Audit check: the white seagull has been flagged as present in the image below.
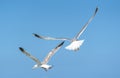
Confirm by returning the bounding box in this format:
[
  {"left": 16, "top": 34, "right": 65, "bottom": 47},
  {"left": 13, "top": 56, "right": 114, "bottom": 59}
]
[
  {"left": 33, "top": 7, "right": 98, "bottom": 51},
  {"left": 19, "top": 41, "right": 64, "bottom": 71}
]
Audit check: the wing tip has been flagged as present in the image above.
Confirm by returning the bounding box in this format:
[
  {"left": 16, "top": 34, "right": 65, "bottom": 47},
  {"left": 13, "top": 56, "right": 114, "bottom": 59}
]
[
  {"left": 19, "top": 47, "right": 25, "bottom": 52},
  {"left": 95, "top": 7, "right": 98, "bottom": 13},
  {"left": 58, "top": 41, "right": 65, "bottom": 47},
  {"left": 33, "top": 33, "right": 41, "bottom": 38}
]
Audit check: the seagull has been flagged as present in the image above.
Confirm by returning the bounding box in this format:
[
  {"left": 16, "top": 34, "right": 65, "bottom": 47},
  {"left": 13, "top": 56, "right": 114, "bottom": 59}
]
[
  {"left": 33, "top": 7, "right": 98, "bottom": 51},
  {"left": 19, "top": 41, "right": 64, "bottom": 71}
]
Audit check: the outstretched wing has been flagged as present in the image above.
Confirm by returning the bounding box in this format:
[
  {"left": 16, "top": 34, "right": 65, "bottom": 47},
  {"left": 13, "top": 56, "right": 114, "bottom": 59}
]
[
  {"left": 19, "top": 47, "right": 41, "bottom": 65},
  {"left": 74, "top": 7, "right": 98, "bottom": 40},
  {"left": 42, "top": 41, "right": 64, "bottom": 64},
  {"left": 33, "top": 33, "right": 71, "bottom": 41}
]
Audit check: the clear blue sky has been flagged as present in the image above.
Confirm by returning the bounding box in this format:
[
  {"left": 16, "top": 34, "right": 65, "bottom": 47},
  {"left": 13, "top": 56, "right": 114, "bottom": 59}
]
[{"left": 0, "top": 0, "right": 120, "bottom": 78}]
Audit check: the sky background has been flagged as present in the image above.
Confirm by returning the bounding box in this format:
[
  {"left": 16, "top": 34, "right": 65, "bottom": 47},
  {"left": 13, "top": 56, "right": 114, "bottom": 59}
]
[{"left": 0, "top": 0, "right": 120, "bottom": 78}]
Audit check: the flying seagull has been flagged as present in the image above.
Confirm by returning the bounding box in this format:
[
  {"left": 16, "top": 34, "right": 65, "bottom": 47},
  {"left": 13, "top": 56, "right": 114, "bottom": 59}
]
[
  {"left": 33, "top": 7, "right": 98, "bottom": 51},
  {"left": 19, "top": 41, "right": 64, "bottom": 71}
]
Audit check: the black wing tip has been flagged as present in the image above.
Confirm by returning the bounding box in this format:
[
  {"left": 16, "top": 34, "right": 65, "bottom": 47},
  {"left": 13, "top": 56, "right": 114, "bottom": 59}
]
[
  {"left": 58, "top": 41, "right": 65, "bottom": 47},
  {"left": 19, "top": 47, "right": 25, "bottom": 52},
  {"left": 95, "top": 7, "right": 98, "bottom": 13},
  {"left": 33, "top": 33, "right": 40, "bottom": 38}
]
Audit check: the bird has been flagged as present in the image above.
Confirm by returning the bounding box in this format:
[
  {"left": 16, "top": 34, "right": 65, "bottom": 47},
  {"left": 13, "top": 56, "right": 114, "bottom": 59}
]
[
  {"left": 19, "top": 41, "right": 64, "bottom": 71},
  {"left": 33, "top": 7, "right": 98, "bottom": 51}
]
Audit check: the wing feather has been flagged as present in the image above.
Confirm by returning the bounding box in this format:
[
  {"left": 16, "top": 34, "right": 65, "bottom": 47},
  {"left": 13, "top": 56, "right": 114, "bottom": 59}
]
[
  {"left": 33, "top": 33, "right": 71, "bottom": 41},
  {"left": 19, "top": 47, "right": 41, "bottom": 65},
  {"left": 42, "top": 41, "right": 64, "bottom": 64},
  {"left": 74, "top": 7, "right": 98, "bottom": 40}
]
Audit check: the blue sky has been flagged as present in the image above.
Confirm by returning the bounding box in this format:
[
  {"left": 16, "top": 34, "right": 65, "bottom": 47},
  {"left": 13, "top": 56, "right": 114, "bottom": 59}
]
[{"left": 0, "top": 0, "right": 120, "bottom": 78}]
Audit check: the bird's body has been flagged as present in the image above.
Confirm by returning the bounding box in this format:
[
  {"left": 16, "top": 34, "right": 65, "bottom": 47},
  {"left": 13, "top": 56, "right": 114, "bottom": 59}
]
[
  {"left": 32, "top": 64, "right": 52, "bottom": 71},
  {"left": 65, "top": 40, "right": 84, "bottom": 51}
]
